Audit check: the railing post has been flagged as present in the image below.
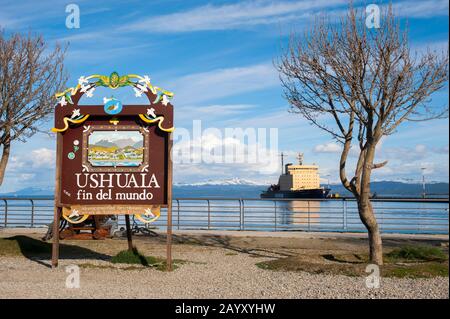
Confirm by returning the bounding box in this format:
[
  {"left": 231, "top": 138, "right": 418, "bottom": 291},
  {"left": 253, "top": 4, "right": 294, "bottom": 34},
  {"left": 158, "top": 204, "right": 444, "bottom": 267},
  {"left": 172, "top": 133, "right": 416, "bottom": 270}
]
[
  {"left": 307, "top": 201, "right": 311, "bottom": 231},
  {"left": 417, "top": 205, "right": 421, "bottom": 233},
  {"left": 207, "top": 199, "right": 210, "bottom": 230},
  {"left": 242, "top": 200, "right": 245, "bottom": 231},
  {"left": 3, "top": 199, "right": 7, "bottom": 228},
  {"left": 239, "top": 199, "right": 242, "bottom": 231},
  {"left": 274, "top": 200, "right": 277, "bottom": 231},
  {"left": 177, "top": 199, "right": 180, "bottom": 230},
  {"left": 343, "top": 198, "right": 347, "bottom": 232},
  {"left": 30, "top": 199, "right": 35, "bottom": 228}
]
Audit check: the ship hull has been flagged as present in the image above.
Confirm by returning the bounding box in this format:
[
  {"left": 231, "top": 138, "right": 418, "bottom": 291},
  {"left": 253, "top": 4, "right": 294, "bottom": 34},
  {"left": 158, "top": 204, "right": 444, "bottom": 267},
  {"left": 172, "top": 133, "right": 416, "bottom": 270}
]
[{"left": 260, "top": 188, "right": 330, "bottom": 199}]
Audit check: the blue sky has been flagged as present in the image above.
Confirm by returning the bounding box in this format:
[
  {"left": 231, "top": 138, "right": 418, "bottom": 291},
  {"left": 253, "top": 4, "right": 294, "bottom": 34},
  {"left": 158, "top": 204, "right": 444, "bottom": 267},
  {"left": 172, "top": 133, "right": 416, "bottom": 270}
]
[{"left": 0, "top": 0, "right": 448, "bottom": 192}]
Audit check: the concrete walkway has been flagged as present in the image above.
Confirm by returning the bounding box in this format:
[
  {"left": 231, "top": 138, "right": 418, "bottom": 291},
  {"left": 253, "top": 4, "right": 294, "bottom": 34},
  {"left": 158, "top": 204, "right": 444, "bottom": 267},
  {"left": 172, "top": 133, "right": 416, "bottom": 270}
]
[{"left": 1, "top": 226, "right": 448, "bottom": 241}]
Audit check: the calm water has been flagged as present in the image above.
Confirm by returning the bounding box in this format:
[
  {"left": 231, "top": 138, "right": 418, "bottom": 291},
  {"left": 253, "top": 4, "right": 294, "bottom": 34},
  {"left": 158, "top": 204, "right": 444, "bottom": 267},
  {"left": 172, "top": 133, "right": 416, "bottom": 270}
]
[{"left": 0, "top": 197, "right": 448, "bottom": 235}]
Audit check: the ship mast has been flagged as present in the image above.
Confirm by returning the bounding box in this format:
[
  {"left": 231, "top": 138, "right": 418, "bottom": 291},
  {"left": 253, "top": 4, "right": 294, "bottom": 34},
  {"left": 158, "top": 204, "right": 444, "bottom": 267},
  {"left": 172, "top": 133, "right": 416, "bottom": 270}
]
[
  {"left": 297, "top": 153, "right": 304, "bottom": 165},
  {"left": 279, "top": 152, "right": 287, "bottom": 175}
]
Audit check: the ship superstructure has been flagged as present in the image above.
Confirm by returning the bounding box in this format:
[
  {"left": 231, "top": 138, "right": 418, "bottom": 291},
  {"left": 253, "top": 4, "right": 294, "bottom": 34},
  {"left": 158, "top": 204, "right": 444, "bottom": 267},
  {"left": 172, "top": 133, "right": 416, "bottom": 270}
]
[{"left": 261, "top": 153, "right": 330, "bottom": 199}]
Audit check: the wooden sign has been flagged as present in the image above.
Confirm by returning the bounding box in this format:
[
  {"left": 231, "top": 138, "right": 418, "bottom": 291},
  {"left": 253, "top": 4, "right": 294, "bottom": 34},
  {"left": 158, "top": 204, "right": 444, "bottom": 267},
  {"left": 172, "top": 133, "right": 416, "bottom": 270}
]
[{"left": 51, "top": 72, "right": 174, "bottom": 269}]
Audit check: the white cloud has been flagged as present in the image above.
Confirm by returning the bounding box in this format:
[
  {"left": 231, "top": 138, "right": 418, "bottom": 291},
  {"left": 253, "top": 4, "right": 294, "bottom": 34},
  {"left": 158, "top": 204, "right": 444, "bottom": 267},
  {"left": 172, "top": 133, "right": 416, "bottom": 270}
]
[
  {"left": 173, "top": 128, "right": 280, "bottom": 183},
  {"left": 176, "top": 104, "right": 256, "bottom": 123},
  {"left": 57, "top": 31, "right": 107, "bottom": 43},
  {"left": 30, "top": 148, "right": 55, "bottom": 168},
  {"left": 380, "top": 144, "right": 430, "bottom": 162},
  {"left": 7, "top": 156, "right": 26, "bottom": 170},
  {"left": 415, "top": 144, "right": 427, "bottom": 154},
  {"left": 313, "top": 142, "right": 342, "bottom": 153},
  {"left": 170, "top": 63, "right": 279, "bottom": 105},
  {"left": 119, "top": 0, "right": 449, "bottom": 34},
  {"left": 372, "top": 160, "right": 449, "bottom": 181},
  {"left": 66, "top": 43, "right": 155, "bottom": 65},
  {"left": 393, "top": 0, "right": 449, "bottom": 18},
  {"left": 7, "top": 148, "right": 55, "bottom": 171},
  {"left": 434, "top": 145, "right": 449, "bottom": 154},
  {"left": 411, "top": 40, "right": 449, "bottom": 55},
  {"left": 18, "top": 173, "right": 35, "bottom": 181},
  {"left": 121, "top": 0, "right": 346, "bottom": 33},
  {"left": 0, "top": 147, "right": 56, "bottom": 193},
  {"left": 371, "top": 142, "right": 449, "bottom": 182}
]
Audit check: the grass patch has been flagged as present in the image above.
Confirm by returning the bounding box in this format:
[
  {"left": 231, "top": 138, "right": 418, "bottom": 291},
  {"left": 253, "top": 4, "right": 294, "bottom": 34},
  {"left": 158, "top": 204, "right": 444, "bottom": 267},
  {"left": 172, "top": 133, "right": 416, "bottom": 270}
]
[
  {"left": 386, "top": 246, "right": 448, "bottom": 262},
  {"left": 110, "top": 248, "right": 183, "bottom": 271},
  {"left": 255, "top": 257, "right": 361, "bottom": 277},
  {"left": 0, "top": 235, "right": 111, "bottom": 260},
  {"left": 383, "top": 263, "right": 449, "bottom": 278},
  {"left": 0, "top": 236, "right": 51, "bottom": 256},
  {"left": 0, "top": 236, "right": 184, "bottom": 271},
  {"left": 256, "top": 245, "right": 449, "bottom": 279},
  {"left": 78, "top": 263, "right": 145, "bottom": 271}
]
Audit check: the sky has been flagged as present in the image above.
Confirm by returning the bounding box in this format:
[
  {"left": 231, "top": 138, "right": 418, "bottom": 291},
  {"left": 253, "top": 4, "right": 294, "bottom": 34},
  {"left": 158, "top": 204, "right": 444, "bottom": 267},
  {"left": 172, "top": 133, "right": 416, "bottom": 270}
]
[{"left": 0, "top": 0, "right": 448, "bottom": 192}]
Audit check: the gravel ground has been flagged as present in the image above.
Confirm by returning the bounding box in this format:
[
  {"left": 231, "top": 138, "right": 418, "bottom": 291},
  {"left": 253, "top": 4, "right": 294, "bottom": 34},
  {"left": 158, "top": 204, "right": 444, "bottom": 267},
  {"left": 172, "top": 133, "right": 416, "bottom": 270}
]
[{"left": 0, "top": 234, "right": 448, "bottom": 299}]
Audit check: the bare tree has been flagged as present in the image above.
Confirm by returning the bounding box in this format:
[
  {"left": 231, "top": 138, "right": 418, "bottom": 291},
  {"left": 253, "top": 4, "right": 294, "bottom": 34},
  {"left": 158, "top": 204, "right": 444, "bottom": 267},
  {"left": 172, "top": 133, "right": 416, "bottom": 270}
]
[
  {"left": 0, "top": 30, "right": 67, "bottom": 185},
  {"left": 277, "top": 6, "right": 448, "bottom": 264}
]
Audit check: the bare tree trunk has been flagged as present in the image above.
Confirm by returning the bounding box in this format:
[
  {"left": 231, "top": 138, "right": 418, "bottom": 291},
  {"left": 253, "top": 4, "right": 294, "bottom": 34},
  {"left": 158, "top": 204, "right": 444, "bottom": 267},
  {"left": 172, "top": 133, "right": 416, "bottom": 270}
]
[
  {"left": 358, "top": 197, "right": 383, "bottom": 265},
  {"left": 0, "top": 142, "right": 11, "bottom": 186},
  {"left": 358, "top": 143, "right": 383, "bottom": 265}
]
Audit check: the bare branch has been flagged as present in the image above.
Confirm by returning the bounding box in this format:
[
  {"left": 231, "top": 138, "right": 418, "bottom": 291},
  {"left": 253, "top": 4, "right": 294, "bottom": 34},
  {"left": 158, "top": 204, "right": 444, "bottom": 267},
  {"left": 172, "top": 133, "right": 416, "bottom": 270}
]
[
  {"left": 276, "top": 4, "right": 448, "bottom": 265},
  {"left": 0, "top": 30, "right": 67, "bottom": 184},
  {"left": 372, "top": 161, "right": 388, "bottom": 169}
]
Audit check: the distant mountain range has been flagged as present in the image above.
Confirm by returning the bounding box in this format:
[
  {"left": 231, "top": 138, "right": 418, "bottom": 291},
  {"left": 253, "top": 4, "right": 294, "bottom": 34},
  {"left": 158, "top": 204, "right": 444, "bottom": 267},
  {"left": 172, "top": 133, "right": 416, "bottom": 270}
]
[
  {"left": 0, "top": 180, "right": 448, "bottom": 198},
  {"left": 92, "top": 138, "right": 142, "bottom": 149},
  {"left": 93, "top": 139, "right": 116, "bottom": 148},
  {"left": 174, "top": 177, "right": 265, "bottom": 186},
  {"left": 328, "top": 181, "right": 449, "bottom": 197},
  {"left": 1, "top": 186, "right": 55, "bottom": 196}
]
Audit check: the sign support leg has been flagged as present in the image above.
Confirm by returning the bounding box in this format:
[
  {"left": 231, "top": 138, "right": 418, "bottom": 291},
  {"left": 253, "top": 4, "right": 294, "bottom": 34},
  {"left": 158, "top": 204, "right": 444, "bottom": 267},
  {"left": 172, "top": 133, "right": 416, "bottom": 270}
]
[
  {"left": 166, "top": 133, "right": 173, "bottom": 271},
  {"left": 167, "top": 205, "right": 172, "bottom": 271},
  {"left": 124, "top": 215, "right": 134, "bottom": 251},
  {"left": 52, "top": 133, "right": 62, "bottom": 269},
  {"left": 51, "top": 206, "right": 61, "bottom": 268}
]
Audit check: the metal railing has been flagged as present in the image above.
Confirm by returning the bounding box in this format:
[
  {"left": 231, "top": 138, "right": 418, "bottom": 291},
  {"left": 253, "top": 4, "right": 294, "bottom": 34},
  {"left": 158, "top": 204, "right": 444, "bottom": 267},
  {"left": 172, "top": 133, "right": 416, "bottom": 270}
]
[{"left": 0, "top": 197, "right": 448, "bottom": 234}]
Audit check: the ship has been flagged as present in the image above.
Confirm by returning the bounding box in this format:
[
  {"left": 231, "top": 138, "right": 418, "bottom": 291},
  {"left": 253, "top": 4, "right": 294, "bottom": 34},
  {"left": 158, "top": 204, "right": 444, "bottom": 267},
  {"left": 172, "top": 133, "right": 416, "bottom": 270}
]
[{"left": 260, "top": 153, "right": 330, "bottom": 199}]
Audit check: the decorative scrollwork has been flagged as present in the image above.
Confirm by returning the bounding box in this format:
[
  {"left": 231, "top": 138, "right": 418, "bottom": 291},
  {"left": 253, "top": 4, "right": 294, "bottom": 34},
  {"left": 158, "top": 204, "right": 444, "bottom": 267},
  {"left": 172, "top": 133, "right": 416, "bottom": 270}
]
[{"left": 55, "top": 72, "right": 174, "bottom": 106}]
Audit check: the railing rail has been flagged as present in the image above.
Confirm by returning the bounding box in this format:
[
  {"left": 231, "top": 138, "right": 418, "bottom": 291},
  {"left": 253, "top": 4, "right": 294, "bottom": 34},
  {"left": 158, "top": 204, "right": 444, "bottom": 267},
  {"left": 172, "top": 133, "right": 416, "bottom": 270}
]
[{"left": 0, "top": 196, "right": 448, "bottom": 234}]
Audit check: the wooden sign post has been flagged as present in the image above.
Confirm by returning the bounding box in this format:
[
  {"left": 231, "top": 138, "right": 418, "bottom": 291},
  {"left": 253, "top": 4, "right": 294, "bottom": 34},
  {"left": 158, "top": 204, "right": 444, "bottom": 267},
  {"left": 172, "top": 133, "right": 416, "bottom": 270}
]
[{"left": 51, "top": 72, "right": 174, "bottom": 270}]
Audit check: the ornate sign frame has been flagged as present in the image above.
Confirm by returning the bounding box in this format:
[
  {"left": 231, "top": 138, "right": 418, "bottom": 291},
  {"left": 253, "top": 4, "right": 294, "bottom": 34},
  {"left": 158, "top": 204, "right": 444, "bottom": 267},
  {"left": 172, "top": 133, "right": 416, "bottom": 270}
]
[{"left": 51, "top": 72, "right": 174, "bottom": 270}]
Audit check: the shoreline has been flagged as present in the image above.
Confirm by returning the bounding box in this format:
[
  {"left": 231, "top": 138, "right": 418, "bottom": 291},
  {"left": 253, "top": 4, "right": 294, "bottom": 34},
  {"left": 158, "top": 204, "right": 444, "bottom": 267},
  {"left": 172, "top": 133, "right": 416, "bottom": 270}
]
[{"left": 1, "top": 227, "right": 448, "bottom": 241}]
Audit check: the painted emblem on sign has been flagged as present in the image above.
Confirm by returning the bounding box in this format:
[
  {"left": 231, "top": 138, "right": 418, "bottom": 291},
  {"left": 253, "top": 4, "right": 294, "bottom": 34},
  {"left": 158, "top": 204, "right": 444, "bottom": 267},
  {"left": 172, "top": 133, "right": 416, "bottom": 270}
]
[
  {"left": 134, "top": 206, "right": 161, "bottom": 223},
  {"left": 104, "top": 97, "right": 123, "bottom": 115},
  {"left": 62, "top": 208, "right": 89, "bottom": 224},
  {"left": 68, "top": 140, "right": 80, "bottom": 160}
]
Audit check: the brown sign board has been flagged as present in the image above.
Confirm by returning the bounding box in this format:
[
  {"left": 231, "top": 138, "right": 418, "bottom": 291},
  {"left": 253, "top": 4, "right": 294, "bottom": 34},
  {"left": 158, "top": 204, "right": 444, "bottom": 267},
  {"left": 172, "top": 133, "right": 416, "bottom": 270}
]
[
  {"left": 51, "top": 72, "right": 175, "bottom": 269},
  {"left": 52, "top": 73, "right": 174, "bottom": 214}
]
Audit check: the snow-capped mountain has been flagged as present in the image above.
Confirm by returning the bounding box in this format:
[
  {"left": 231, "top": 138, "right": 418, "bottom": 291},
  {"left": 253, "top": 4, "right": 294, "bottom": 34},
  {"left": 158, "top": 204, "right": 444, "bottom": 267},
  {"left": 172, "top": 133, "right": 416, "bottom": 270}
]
[
  {"left": 174, "top": 177, "right": 267, "bottom": 186},
  {"left": 0, "top": 186, "right": 54, "bottom": 196},
  {"left": 1, "top": 181, "right": 447, "bottom": 198}
]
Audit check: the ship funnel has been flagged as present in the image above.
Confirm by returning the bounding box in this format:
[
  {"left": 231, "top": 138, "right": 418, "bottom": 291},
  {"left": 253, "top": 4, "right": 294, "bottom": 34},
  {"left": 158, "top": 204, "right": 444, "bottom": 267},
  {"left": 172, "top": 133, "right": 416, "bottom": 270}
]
[{"left": 285, "top": 163, "right": 292, "bottom": 175}]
